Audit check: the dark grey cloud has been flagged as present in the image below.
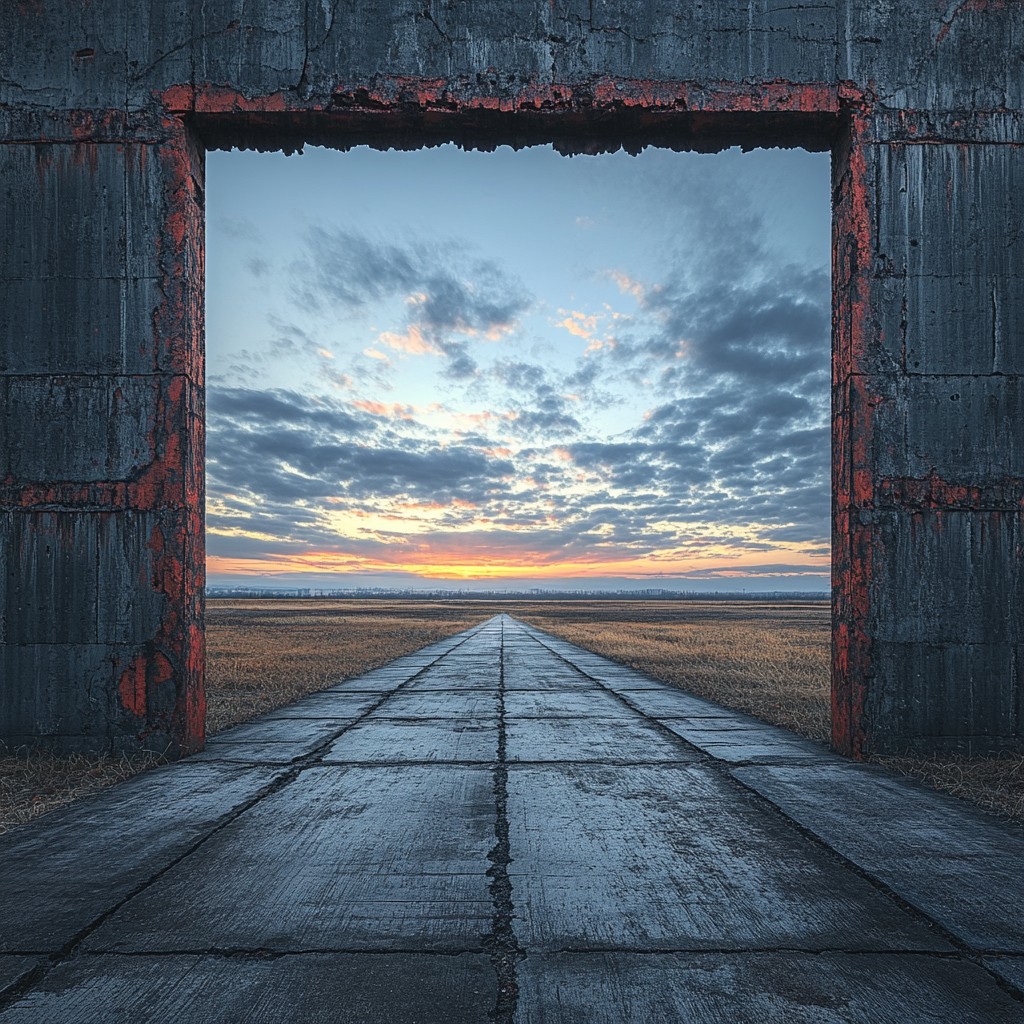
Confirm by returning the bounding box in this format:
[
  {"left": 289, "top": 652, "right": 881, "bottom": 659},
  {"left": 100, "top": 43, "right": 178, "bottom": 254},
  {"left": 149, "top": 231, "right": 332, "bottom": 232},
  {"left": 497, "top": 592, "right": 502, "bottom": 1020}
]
[
  {"left": 217, "top": 215, "right": 262, "bottom": 242},
  {"left": 245, "top": 256, "right": 270, "bottom": 278},
  {"left": 297, "top": 228, "right": 531, "bottom": 377},
  {"left": 490, "top": 360, "right": 583, "bottom": 439},
  {"left": 208, "top": 386, "right": 366, "bottom": 434},
  {"left": 573, "top": 211, "right": 832, "bottom": 547},
  {"left": 207, "top": 386, "right": 515, "bottom": 511}
]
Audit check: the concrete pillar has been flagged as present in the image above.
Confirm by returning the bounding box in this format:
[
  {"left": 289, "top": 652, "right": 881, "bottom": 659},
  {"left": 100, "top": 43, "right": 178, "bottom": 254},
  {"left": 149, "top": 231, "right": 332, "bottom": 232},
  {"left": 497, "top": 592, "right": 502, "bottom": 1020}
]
[
  {"left": 835, "top": 114, "right": 1024, "bottom": 756},
  {"left": 0, "top": 114, "right": 205, "bottom": 755}
]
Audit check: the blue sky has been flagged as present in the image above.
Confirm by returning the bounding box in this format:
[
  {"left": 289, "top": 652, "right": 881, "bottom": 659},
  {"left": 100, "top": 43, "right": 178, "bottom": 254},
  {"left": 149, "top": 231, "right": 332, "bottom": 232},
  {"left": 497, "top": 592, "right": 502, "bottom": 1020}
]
[{"left": 205, "top": 143, "right": 831, "bottom": 591}]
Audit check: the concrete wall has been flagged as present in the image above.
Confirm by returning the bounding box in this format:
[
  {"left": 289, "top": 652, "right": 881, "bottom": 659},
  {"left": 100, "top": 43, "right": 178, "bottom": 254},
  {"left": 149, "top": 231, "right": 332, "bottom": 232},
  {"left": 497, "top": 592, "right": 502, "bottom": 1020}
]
[{"left": 1, "top": 1, "right": 1021, "bottom": 757}]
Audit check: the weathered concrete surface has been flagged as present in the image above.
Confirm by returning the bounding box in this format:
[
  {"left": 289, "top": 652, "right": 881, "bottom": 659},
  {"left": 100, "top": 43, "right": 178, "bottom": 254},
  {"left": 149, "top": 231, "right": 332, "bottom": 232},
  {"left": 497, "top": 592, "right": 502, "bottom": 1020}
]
[
  {"left": 0, "top": 954, "right": 496, "bottom": 1024},
  {"left": 1, "top": 618, "right": 1022, "bottom": 1022},
  {"left": 0, "top": 764, "right": 284, "bottom": 954},
  {"left": 733, "top": 763, "right": 1024, "bottom": 951},
  {"left": 2, "top": 0, "right": 1023, "bottom": 757},
  {"left": 84, "top": 765, "right": 497, "bottom": 953},
  {"left": 506, "top": 763, "right": 943, "bottom": 952},
  {"left": 516, "top": 953, "right": 1021, "bottom": 1024}
]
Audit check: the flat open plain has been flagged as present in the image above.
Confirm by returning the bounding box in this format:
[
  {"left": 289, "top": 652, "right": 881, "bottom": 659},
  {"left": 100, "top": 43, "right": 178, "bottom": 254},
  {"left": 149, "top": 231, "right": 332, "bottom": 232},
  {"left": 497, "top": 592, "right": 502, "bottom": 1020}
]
[{"left": 0, "top": 615, "right": 1021, "bottom": 1022}]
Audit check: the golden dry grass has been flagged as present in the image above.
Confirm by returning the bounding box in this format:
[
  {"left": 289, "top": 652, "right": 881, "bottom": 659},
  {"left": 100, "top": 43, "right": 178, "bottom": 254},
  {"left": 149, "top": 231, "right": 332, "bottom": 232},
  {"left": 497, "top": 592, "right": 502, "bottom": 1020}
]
[
  {"left": 0, "top": 751, "right": 165, "bottom": 835},
  {"left": 3, "top": 597, "right": 1022, "bottom": 828}
]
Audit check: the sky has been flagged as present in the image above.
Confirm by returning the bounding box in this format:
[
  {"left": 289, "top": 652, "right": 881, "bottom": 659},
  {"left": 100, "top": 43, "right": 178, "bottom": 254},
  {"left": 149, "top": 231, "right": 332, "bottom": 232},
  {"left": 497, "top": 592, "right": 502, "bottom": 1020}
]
[{"left": 205, "top": 143, "right": 831, "bottom": 592}]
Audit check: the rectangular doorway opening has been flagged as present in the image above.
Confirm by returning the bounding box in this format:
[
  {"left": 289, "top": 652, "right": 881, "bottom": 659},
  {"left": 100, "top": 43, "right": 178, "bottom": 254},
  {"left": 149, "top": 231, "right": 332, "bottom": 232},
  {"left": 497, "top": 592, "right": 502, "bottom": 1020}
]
[{"left": 202, "top": 141, "right": 832, "bottom": 743}]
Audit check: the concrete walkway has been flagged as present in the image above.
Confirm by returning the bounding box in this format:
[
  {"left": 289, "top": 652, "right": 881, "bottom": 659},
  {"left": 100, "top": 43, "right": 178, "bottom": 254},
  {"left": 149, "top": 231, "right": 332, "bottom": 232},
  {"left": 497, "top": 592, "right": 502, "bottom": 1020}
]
[{"left": 1, "top": 614, "right": 1022, "bottom": 1022}]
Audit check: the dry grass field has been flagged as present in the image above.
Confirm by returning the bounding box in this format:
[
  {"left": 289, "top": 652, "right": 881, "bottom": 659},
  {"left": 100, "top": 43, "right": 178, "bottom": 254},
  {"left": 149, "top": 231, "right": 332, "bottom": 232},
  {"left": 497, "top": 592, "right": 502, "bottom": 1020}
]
[{"left": 2, "top": 598, "right": 1022, "bottom": 830}]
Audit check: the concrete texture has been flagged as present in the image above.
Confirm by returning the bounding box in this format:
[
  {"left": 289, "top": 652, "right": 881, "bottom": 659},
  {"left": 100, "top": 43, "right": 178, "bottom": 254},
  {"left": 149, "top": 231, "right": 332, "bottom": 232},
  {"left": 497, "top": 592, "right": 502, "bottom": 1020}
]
[
  {"left": 2, "top": 1, "right": 1023, "bottom": 758},
  {"left": 0, "top": 955, "right": 496, "bottom": 1024},
  {"left": 0, "top": 966, "right": 34, "bottom": 1003},
  {"left": 516, "top": 953, "right": 1022, "bottom": 1024},
  {"left": 1, "top": 617, "right": 1022, "bottom": 1022}
]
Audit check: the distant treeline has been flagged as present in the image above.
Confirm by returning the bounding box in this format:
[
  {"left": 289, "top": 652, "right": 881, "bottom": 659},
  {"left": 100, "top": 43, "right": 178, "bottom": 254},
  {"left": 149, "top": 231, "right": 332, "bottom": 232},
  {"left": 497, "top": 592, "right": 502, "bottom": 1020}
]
[{"left": 206, "top": 587, "right": 829, "bottom": 602}]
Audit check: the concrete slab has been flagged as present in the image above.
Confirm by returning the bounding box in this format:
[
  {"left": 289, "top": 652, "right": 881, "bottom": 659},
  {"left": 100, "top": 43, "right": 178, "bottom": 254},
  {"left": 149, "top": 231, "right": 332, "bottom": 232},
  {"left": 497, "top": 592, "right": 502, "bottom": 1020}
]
[
  {"left": 675, "top": 741, "right": 830, "bottom": 765},
  {"left": 0, "top": 953, "right": 495, "bottom": 1024},
  {"left": 326, "top": 675, "right": 413, "bottom": 693},
  {"left": 506, "top": 764, "right": 947, "bottom": 952},
  {"left": 4, "top": 614, "right": 1023, "bottom": 1022},
  {"left": 609, "top": 688, "right": 737, "bottom": 717},
  {"left": 323, "top": 719, "right": 497, "bottom": 763},
  {"left": 594, "top": 673, "right": 695, "bottom": 691},
  {"left": 660, "top": 723, "right": 833, "bottom": 764},
  {"left": 404, "top": 666, "right": 502, "bottom": 691},
  {"left": 733, "top": 764, "right": 1024, "bottom": 952},
  {"left": 204, "top": 717, "right": 352, "bottom": 747},
  {"left": 0, "top": 765, "right": 282, "bottom": 953},
  {"left": 514, "top": 952, "right": 1024, "bottom": 1023},
  {"left": 0, "top": 957, "right": 37, "bottom": 995},
  {"left": 506, "top": 717, "right": 695, "bottom": 763},
  {"left": 264, "top": 693, "right": 382, "bottom": 717},
  {"left": 85, "top": 766, "right": 495, "bottom": 953},
  {"left": 370, "top": 691, "right": 499, "bottom": 720},
  {"left": 655, "top": 713, "right": 785, "bottom": 730},
  {"left": 189, "top": 740, "right": 327, "bottom": 764},
  {"left": 261, "top": 705, "right": 369, "bottom": 721},
  {"left": 504, "top": 690, "right": 633, "bottom": 719},
  {"left": 502, "top": 662, "right": 599, "bottom": 690}
]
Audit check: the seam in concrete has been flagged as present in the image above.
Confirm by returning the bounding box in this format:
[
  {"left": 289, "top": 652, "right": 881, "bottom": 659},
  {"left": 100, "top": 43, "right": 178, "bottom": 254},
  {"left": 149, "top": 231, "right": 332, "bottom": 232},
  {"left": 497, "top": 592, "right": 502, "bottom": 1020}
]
[
  {"left": 70, "top": 947, "right": 493, "bottom": 959},
  {"left": 527, "top": 945, "right": 1006, "bottom": 957},
  {"left": 483, "top": 616, "right": 523, "bottom": 1024}
]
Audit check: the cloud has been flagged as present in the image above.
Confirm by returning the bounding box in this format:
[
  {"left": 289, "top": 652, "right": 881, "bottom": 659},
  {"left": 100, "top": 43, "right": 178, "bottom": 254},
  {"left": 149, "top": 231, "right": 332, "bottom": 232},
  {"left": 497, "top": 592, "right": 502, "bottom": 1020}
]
[
  {"left": 207, "top": 387, "right": 516, "bottom": 511},
  {"left": 245, "top": 256, "right": 270, "bottom": 278},
  {"left": 643, "top": 266, "right": 829, "bottom": 386},
  {"left": 606, "top": 269, "right": 647, "bottom": 302},
  {"left": 208, "top": 387, "right": 366, "bottom": 434},
  {"left": 554, "top": 311, "right": 600, "bottom": 339},
  {"left": 351, "top": 400, "right": 416, "bottom": 420},
  {"left": 218, "top": 215, "right": 262, "bottom": 242},
  {"left": 377, "top": 325, "right": 439, "bottom": 356},
  {"left": 296, "top": 228, "right": 531, "bottom": 376},
  {"left": 489, "top": 360, "right": 584, "bottom": 439}
]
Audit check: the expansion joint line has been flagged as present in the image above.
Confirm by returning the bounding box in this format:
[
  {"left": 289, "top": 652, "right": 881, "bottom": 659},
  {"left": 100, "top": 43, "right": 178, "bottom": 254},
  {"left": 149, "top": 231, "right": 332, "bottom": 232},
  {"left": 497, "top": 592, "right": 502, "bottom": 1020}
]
[{"left": 485, "top": 615, "right": 522, "bottom": 1024}]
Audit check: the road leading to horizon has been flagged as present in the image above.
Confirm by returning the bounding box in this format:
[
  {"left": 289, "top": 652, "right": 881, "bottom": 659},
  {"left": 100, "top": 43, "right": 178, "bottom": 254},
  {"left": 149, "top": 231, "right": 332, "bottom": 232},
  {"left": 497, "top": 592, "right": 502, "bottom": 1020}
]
[{"left": 1, "top": 615, "right": 1022, "bottom": 1022}]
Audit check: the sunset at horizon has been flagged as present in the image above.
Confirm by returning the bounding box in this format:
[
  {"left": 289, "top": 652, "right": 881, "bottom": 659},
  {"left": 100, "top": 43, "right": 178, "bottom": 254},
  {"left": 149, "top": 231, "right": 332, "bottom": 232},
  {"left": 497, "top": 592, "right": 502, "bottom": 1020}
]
[{"left": 205, "top": 143, "right": 830, "bottom": 592}]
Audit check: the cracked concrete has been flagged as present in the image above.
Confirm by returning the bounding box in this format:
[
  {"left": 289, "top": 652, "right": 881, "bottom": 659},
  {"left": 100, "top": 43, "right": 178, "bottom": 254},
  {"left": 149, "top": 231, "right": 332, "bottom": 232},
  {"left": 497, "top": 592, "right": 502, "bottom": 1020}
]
[{"left": 0, "top": 615, "right": 1022, "bottom": 1021}]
